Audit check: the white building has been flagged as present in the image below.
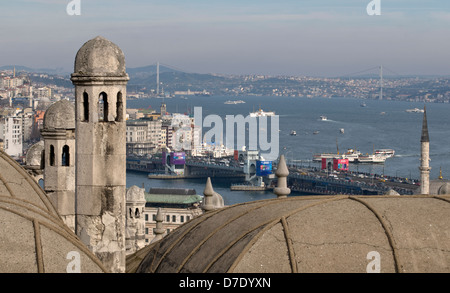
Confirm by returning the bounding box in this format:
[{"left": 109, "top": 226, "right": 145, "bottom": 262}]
[
  {"left": 126, "top": 118, "right": 162, "bottom": 156},
  {"left": 0, "top": 116, "right": 23, "bottom": 157}
]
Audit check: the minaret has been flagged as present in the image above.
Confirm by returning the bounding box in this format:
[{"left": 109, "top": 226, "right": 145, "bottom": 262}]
[
  {"left": 156, "top": 61, "right": 160, "bottom": 96},
  {"left": 160, "top": 102, "right": 167, "bottom": 118},
  {"left": 71, "top": 36, "right": 129, "bottom": 273},
  {"left": 419, "top": 106, "right": 430, "bottom": 195}
]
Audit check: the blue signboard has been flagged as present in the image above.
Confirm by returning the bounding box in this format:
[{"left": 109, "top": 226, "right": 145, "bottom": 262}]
[
  {"left": 256, "top": 160, "right": 273, "bottom": 176},
  {"left": 170, "top": 152, "right": 186, "bottom": 165}
]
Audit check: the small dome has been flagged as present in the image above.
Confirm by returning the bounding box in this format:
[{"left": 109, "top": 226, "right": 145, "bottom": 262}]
[
  {"left": 126, "top": 186, "right": 146, "bottom": 203},
  {"left": 438, "top": 183, "right": 450, "bottom": 195},
  {"left": 0, "top": 150, "right": 107, "bottom": 273},
  {"left": 43, "top": 100, "right": 75, "bottom": 130},
  {"left": 25, "top": 140, "right": 44, "bottom": 167},
  {"left": 73, "top": 36, "right": 127, "bottom": 77}
]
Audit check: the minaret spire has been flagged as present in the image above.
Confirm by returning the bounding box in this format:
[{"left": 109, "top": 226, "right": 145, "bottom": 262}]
[
  {"left": 421, "top": 105, "right": 429, "bottom": 143},
  {"left": 419, "top": 105, "right": 430, "bottom": 195}
]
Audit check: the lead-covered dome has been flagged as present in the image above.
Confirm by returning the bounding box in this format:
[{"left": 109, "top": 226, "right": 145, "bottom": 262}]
[
  {"left": 0, "top": 150, "right": 107, "bottom": 273},
  {"left": 73, "top": 36, "right": 127, "bottom": 77},
  {"left": 43, "top": 99, "right": 75, "bottom": 130},
  {"left": 25, "top": 140, "right": 44, "bottom": 168},
  {"left": 127, "top": 195, "right": 450, "bottom": 273},
  {"left": 438, "top": 182, "right": 450, "bottom": 195}
]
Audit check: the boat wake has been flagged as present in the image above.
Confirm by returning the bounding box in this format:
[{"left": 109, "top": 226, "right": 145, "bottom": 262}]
[
  {"left": 319, "top": 119, "right": 339, "bottom": 123},
  {"left": 388, "top": 152, "right": 447, "bottom": 158},
  {"left": 394, "top": 154, "right": 419, "bottom": 158}
]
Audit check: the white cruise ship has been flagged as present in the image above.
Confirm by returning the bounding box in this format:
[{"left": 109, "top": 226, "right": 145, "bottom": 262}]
[{"left": 249, "top": 107, "right": 275, "bottom": 117}]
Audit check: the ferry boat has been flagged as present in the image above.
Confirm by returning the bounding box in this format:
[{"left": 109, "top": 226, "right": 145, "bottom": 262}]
[
  {"left": 249, "top": 107, "right": 275, "bottom": 117},
  {"left": 356, "top": 154, "right": 386, "bottom": 164},
  {"left": 406, "top": 108, "right": 424, "bottom": 113},
  {"left": 374, "top": 149, "right": 395, "bottom": 158},
  {"left": 312, "top": 149, "right": 361, "bottom": 162},
  {"left": 340, "top": 149, "right": 362, "bottom": 162},
  {"left": 319, "top": 115, "right": 327, "bottom": 121},
  {"left": 290, "top": 130, "right": 297, "bottom": 136}
]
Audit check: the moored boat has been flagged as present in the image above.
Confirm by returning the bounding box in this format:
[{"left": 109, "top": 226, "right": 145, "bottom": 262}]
[{"left": 356, "top": 154, "right": 386, "bottom": 164}]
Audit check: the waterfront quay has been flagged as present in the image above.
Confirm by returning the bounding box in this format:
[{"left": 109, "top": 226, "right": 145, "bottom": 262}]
[
  {"left": 286, "top": 166, "right": 417, "bottom": 195},
  {"left": 127, "top": 156, "right": 419, "bottom": 195}
]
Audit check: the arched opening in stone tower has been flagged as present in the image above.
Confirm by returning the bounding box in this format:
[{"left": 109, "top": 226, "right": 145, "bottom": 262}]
[
  {"left": 135, "top": 208, "right": 140, "bottom": 218},
  {"left": 49, "top": 145, "right": 55, "bottom": 166},
  {"left": 116, "top": 92, "right": 123, "bottom": 122},
  {"left": 62, "top": 145, "right": 70, "bottom": 166},
  {"left": 99, "top": 92, "right": 108, "bottom": 122},
  {"left": 83, "top": 92, "right": 89, "bottom": 122}
]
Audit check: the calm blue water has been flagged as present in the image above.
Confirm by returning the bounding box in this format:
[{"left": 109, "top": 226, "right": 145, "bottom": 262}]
[{"left": 126, "top": 96, "right": 450, "bottom": 205}]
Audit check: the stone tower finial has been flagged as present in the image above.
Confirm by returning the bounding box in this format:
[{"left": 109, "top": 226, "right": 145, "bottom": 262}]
[
  {"left": 151, "top": 208, "right": 165, "bottom": 243},
  {"left": 273, "top": 155, "right": 291, "bottom": 198},
  {"left": 419, "top": 106, "right": 431, "bottom": 195},
  {"left": 202, "top": 177, "right": 224, "bottom": 212}
]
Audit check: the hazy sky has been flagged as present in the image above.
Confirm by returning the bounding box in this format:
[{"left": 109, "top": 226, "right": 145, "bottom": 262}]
[{"left": 1, "top": 0, "right": 450, "bottom": 76}]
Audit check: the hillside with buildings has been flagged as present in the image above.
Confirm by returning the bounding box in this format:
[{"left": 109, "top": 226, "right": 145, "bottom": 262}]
[{"left": 2, "top": 65, "right": 450, "bottom": 161}]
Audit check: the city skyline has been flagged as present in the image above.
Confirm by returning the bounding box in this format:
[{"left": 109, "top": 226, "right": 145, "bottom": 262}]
[{"left": 2, "top": 0, "right": 450, "bottom": 77}]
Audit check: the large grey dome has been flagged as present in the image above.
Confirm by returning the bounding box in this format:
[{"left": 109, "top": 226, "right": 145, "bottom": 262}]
[
  {"left": 43, "top": 99, "right": 75, "bottom": 130},
  {"left": 0, "top": 150, "right": 107, "bottom": 273},
  {"left": 73, "top": 36, "right": 127, "bottom": 77},
  {"left": 127, "top": 195, "right": 450, "bottom": 273}
]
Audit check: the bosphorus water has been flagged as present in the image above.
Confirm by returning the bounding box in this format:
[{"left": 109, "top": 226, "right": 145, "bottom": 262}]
[{"left": 126, "top": 95, "right": 450, "bottom": 205}]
